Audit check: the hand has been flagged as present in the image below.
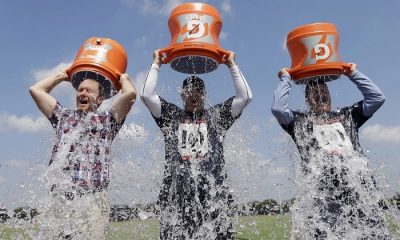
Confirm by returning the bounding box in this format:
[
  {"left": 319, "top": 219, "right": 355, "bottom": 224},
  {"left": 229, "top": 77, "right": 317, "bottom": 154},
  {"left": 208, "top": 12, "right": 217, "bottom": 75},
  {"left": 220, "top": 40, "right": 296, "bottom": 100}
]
[
  {"left": 119, "top": 73, "right": 130, "bottom": 84},
  {"left": 223, "top": 51, "right": 236, "bottom": 68},
  {"left": 153, "top": 49, "right": 165, "bottom": 66},
  {"left": 278, "top": 68, "right": 290, "bottom": 78},
  {"left": 343, "top": 63, "right": 357, "bottom": 77},
  {"left": 59, "top": 68, "right": 69, "bottom": 81}
]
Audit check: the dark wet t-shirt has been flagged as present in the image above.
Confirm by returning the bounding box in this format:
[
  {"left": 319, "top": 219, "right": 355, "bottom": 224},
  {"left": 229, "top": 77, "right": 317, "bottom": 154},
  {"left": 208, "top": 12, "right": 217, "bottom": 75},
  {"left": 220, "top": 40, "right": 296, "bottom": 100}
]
[
  {"left": 154, "top": 96, "right": 240, "bottom": 206},
  {"left": 281, "top": 101, "right": 371, "bottom": 159}
]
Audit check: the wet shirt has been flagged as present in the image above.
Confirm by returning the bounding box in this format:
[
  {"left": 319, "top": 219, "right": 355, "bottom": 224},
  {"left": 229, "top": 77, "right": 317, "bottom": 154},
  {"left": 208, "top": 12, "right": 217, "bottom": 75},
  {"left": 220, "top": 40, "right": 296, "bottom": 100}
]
[
  {"left": 48, "top": 103, "right": 123, "bottom": 190},
  {"left": 154, "top": 97, "right": 239, "bottom": 203},
  {"left": 281, "top": 101, "right": 370, "bottom": 159}
]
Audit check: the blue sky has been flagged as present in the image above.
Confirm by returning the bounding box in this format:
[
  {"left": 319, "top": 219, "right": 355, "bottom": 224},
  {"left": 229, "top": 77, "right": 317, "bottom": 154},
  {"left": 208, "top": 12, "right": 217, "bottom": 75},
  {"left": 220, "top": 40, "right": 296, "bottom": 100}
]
[{"left": 0, "top": 0, "right": 399, "bottom": 208}]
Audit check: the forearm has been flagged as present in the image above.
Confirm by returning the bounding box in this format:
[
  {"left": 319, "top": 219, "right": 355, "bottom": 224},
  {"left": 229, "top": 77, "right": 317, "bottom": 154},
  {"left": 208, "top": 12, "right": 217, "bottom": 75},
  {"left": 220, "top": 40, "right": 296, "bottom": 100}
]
[
  {"left": 271, "top": 75, "right": 294, "bottom": 125},
  {"left": 111, "top": 75, "right": 137, "bottom": 123},
  {"left": 230, "top": 64, "right": 253, "bottom": 117},
  {"left": 120, "top": 77, "right": 137, "bottom": 101},
  {"left": 29, "top": 71, "right": 66, "bottom": 118},
  {"left": 349, "top": 70, "right": 385, "bottom": 117},
  {"left": 140, "top": 64, "right": 162, "bottom": 118}
]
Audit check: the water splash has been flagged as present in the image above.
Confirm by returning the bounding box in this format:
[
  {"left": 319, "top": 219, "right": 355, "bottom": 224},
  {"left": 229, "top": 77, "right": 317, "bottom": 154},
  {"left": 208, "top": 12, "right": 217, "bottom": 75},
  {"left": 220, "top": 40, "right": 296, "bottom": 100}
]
[{"left": 289, "top": 114, "right": 400, "bottom": 239}]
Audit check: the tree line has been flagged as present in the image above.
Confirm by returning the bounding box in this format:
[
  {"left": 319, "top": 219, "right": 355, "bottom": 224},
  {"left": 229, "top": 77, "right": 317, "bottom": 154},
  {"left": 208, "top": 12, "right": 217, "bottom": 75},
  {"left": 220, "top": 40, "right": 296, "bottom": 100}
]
[{"left": 1, "top": 193, "right": 399, "bottom": 223}]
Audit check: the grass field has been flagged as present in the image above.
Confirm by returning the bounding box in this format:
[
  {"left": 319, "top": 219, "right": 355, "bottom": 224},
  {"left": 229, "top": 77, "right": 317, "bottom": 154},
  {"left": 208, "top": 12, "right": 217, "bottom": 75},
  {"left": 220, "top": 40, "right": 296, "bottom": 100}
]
[
  {"left": 0, "top": 215, "right": 292, "bottom": 240},
  {"left": 2, "top": 214, "right": 399, "bottom": 239}
]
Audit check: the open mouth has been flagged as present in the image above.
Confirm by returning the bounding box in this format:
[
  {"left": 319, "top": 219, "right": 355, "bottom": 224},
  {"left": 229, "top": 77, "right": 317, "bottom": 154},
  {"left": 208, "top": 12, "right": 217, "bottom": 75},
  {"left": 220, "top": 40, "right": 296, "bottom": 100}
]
[{"left": 79, "top": 98, "right": 89, "bottom": 105}]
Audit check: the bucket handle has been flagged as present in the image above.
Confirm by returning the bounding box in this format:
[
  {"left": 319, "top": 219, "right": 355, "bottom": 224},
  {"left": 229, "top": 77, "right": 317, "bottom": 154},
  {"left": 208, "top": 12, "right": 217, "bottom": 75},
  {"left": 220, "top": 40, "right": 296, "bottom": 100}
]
[
  {"left": 217, "top": 48, "right": 230, "bottom": 64},
  {"left": 159, "top": 47, "right": 174, "bottom": 64}
]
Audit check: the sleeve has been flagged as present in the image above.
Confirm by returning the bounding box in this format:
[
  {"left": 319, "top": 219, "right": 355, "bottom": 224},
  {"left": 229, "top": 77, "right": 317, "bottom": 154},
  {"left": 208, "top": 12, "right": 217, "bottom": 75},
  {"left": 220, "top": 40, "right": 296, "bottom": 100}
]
[
  {"left": 48, "top": 102, "right": 65, "bottom": 129},
  {"left": 140, "top": 64, "right": 162, "bottom": 118},
  {"left": 343, "top": 101, "right": 371, "bottom": 129},
  {"left": 349, "top": 70, "right": 385, "bottom": 117},
  {"left": 154, "top": 97, "right": 181, "bottom": 131},
  {"left": 271, "top": 74, "right": 294, "bottom": 125},
  {"left": 110, "top": 113, "right": 125, "bottom": 139},
  {"left": 279, "top": 111, "right": 300, "bottom": 139},
  {"left": 229, "top": 64, "right": 253, "bottom": 117},
  {"left": 213, "top": 96, "right": 240, "bottom": 131}
]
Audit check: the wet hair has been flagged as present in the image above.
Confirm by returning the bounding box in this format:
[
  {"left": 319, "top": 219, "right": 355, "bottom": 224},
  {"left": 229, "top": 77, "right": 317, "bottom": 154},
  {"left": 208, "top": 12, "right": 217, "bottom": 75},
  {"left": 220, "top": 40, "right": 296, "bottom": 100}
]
[
  {"left": 182, "top": 76, "right": 205, "bottom": 92},
  {"left": 305, "top": 81, "right": 329, "bottom": 98},
  {"left": 71, "top": 71, "right": 111, "bottom": 98},
  {"left": 98, "top": 82, "right": 105, "bottom": 98}
]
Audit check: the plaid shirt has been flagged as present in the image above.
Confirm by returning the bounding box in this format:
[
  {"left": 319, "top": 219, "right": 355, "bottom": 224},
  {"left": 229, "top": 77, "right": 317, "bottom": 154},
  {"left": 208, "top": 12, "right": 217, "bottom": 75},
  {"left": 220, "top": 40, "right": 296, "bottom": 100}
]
[{"left": 48, "top": 103, "right": 122, "bottom": 190}]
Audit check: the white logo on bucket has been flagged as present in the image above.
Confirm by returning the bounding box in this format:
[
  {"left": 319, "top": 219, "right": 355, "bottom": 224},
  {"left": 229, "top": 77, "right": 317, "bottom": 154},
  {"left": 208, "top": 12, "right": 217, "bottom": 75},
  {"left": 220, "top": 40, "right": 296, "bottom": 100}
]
[
  {"left": 301, "top": 35, "right": 339, "bottom": 65},
  {"left": 186, "top": 19, "right": 206, "bottom": 39},
  {"left": 176, "top": 14, "right": 214, "bottom": 44},
  {"left": 80, "top": 43, "right": 113, "bottom": 62},
  {"left": 314, "top": 43, "right": 330, "bottom": 60}
]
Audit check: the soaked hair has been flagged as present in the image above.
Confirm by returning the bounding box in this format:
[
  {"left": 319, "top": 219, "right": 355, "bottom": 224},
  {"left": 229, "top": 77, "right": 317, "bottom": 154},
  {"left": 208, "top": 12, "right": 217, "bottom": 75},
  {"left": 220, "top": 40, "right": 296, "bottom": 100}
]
[
  {"left": 98, "top": 82, "right": 105, "bottom": 98},
  {"left": 182, "top": 76, "right": 205, "bottom": 92},
  {"left": 72, "top": 71, "right": 111, "bottom": 99},
  {"left": 305, "top": 81, "right": 329, "bottom": 99}
]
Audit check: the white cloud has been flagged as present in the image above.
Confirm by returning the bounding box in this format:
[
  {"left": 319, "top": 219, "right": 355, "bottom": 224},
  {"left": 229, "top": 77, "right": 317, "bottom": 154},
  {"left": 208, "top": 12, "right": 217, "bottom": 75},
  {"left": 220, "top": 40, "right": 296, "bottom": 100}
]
[
  {"left": 281, "top": 36, "right": 288, "bottom": 52},
  {"left": 133, "top": 36, "right": 148, "bottom": 49},
  {"left": 361, "top": 124, "right": 400, "bottom": 144},
  {"left": 4, "top": 159, "right": 30, "bottom": 168},
  {"left": 219, "top": 31, "right": 228, "bottom": 41},
  {"left": 31, "top": 61, "right": 76, "bottom": 106},
  {"left": 221, "top": 0, "right": 232, "bottom": 14},
  {"left": 0, "top": 112, "right": 50, "bottom": 133},
  {"left": 116, "top": 123, "right": 149, "bottom": 144},
  {"left": 31, "top": 62, "right": 72, "bottom": 82},
  {"left": 0, "top": 176, "right": 6, "bottom": 184}
]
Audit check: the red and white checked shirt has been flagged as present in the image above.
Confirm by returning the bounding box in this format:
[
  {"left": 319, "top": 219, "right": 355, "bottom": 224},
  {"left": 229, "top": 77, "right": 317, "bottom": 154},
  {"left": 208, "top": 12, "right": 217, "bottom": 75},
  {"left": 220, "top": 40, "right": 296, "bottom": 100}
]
[{"left": 48, "top": 103, "right": 123, "bottom": 190}]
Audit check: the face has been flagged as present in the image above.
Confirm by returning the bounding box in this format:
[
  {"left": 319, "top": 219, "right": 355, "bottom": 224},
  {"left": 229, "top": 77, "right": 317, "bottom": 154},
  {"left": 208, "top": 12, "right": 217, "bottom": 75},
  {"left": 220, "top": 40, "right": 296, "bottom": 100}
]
[
  {"left": 76, "top": 79, "right": 104, "bottom": 112},
  {"left": 305, "top": 83, "right": 331, "bottom": 114},
  {"left": 182, "top": 87, "right": 205, "bottom": 112}
]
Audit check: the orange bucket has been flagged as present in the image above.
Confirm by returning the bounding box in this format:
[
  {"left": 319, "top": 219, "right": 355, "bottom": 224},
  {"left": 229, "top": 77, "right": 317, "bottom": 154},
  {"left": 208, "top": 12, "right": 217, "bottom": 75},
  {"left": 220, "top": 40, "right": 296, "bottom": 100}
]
[
  {"left": 286, "top": 22, "right": 350, "bottom": 84},
  {"left": 68, "top": 37, "right": 128, "bottom": 98},
  {"left": 160, "top": 2, "right": 229, "bottom": 74}
]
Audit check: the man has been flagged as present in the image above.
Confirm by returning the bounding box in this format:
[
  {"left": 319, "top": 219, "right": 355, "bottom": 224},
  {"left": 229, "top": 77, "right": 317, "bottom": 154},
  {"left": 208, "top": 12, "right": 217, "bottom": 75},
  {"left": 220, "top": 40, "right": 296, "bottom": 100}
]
[
  {"left": 271, "top": 64, "right": 389, "bottom": 239},
  {"left": 29, "top": 69, "right": 136, "bottom": 239},
  {"left": 141, "top": 50, "right": 252, "bottom": 239}
]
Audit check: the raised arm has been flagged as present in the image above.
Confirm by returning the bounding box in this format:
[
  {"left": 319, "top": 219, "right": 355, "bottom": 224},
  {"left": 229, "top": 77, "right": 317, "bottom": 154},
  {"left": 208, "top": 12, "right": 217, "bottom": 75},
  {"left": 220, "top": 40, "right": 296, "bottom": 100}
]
[
  {"left": 110, "top": 74, "right": 137, "bottom": 123},
  {"left": 271, "top": 68, "right": 294, "bottom": 125},
  {"left": 140, "top": 50, "right": 163, "bottom": 118},
  {"left": 29, "top": 70, "right": 68, "bottom": 118},
  {"left": 344, "top": 63, "right": 385, "bottom": 117},
  {"left": 224, "top": 52, "right": 253, "bottom": 118}
]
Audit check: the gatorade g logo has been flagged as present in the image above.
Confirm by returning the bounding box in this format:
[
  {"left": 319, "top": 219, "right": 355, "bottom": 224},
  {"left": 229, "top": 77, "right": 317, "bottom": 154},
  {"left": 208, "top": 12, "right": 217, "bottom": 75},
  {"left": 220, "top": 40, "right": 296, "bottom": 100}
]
[
  {"left": 80, "top": 43, "right": 113, "bottom": 62},
  {"left": 182, "top": 19, "right": 208, "bottom": 40},
  {"left": 313, "top": 43, "right": 330, "bottom": 60},
  {"left": 302, "top": 34, "right": 339, "bottom": 65},
  {"left": 175, "top": 14, "right": 214, "bottom": 44}
]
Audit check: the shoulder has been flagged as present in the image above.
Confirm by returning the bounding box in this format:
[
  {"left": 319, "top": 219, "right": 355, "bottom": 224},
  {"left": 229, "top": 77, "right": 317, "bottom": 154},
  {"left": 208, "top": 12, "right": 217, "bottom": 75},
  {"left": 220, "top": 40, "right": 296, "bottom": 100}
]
[{"left": 159, "top": 97, "right": 181, "bottom": 115}]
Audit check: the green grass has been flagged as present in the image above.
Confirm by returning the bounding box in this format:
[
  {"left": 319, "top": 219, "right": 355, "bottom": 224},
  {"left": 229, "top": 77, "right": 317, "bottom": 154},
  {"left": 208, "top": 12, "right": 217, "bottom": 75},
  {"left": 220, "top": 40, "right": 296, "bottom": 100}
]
[
  {"left": 2, "top": 214, "right": 399, "bottom": 240},
  {"left": 235, "top": 215, "right": 291, "bottom": 240},
  {"left": 108, "top": 218, "right": 159, "bottom": 240},
  {"left": 0, "top": 225, "right": 37, "bottom": 240},
  {"left": 107, "top": 215, "right": 292, "bottom": 240},
  {"left": 0, "top": 215, "right": 291, "bottom": 240}
]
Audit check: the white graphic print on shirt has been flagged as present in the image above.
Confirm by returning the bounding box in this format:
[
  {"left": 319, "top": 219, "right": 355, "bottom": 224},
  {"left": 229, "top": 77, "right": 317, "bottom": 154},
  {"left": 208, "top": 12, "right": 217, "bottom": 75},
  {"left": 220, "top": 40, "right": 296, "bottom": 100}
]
[
  {"left": 178, "top": 122, "right": 209, "bottom": 160},
  {"left": 313, "top": 122, "right": 354, "bottom": 155}
]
